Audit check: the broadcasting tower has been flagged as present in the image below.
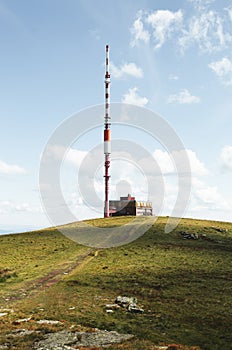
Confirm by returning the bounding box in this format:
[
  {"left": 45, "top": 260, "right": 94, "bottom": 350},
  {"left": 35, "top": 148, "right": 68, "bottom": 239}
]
[{"left": 104, "top": 45, "right": 111, "bottom": 218}]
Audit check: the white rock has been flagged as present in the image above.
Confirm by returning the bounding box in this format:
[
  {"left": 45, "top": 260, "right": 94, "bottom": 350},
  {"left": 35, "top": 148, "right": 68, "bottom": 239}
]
[
  {"left": 15, "top": 317, "right": 31, "bottom": 323},
  {"left": 37, "top": 320, "right": 62, "bottom": 325},
  {"left": 105, "top": 304, "right": 120, "bottom": 309}
]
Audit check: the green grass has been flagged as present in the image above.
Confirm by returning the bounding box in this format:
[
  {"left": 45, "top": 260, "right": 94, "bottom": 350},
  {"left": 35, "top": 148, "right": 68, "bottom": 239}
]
[
  {"left": 0, "top": 227, "right": 91, "bottom": 295},
  {"left": 0, "top": 217, "right": 231, "bottom": 349}
]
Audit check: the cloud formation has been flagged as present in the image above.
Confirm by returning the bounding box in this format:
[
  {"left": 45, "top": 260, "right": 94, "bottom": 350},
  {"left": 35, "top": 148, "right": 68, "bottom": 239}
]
[
  {"left": 153, "top": 149, "right": 208, "bottom": 176},
  {"left": 167, "top": 89, "right": 200, "bottom": 104},
  {"left": 179, "top": 10, "right": 231, "bottom": 53},
  {"left": 130, "top": 13, "right": 150, "bottom": 47},
  {"left": 52, "top": 144, "right": 230, "bottom": 223},
  {"left": 187, "top": 0, "right": 215, "bottom": 11},
  {"left": 146, "top": 9, "right": 183, "bottom": 49},
  {"left": 130, "top": 5, "right": 232, "bottom": 53},
  {"left": 151, "top": 148, "right": 230, "bottom": 219},
  {"left": 111, "top": 62, "right": 143, "bottom": 79},
  {"left": 44, "top": 145, "right": 87, "bottom": 168},
  {"left": 0, "top": 200, "right": 41, "bottom": 214},
  {"left": 190, "top": 181, "right": 228, "bottom": 216},
  {"left": 0, "top": 160, "right": 26, "bottom": 175},
  {"left": 122, "top": 87, "right": 148, "bottom": 107},
  {"left": 227, "top": 6, "right": 232, "bottom": 21},
  {"left": 208, "top": 57, "right": 232, "bottom": 85}
]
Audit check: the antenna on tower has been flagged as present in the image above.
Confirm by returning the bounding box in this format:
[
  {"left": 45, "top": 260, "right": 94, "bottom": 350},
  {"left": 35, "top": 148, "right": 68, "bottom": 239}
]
[{"left": 104, "top": 44, "right": 111, "bottom": 218}]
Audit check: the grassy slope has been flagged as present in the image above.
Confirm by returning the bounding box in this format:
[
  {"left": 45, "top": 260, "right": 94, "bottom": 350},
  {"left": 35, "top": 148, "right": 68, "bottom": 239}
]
[{"left": 0, "top": 217, "right": 231, "bottom": 350}]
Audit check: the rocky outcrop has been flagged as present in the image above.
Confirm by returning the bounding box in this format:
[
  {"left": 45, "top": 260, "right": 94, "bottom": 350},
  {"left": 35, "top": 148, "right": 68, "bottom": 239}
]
[{"left": 34, "top": 329, "right": 134, "bottom": 349}]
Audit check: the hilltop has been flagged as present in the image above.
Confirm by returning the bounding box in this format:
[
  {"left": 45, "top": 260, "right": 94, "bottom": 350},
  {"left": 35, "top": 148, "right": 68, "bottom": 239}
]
[{"left": 0, "top": 217, "right": 231, "bottom": 349}]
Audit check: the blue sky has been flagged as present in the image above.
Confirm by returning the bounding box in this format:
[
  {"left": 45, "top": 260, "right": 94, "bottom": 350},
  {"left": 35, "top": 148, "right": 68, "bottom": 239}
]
[{"left": 0, "top": 0, "right": 232, "bottom": 233}]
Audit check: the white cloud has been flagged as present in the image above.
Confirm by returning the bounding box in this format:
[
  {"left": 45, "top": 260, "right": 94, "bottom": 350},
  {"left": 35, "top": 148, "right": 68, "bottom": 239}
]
[
  {"left": 111, "top": 62, "right": 143, "bottom": 79},
  {"left": 65, "top": 148, "right": 87, "bottom": 167},
  {"left": 195, "top": 186, "right": 221, "bottom": 206},
  {"left": 131, "top": 6, "right": 232, "bottom": 54},
  {"left": 226, "top": 7, "right": 232, "bottom": 22},
  {"left": 208, "top": 57, "right": 232, "bottom": 85},
  {"left": 146, "top": 9, "right": 183, "bottom": 49},
  {"left": 44, "top": 145, "right": 87, "bottom": 168},
  {"left": 175, "top": 149, "right": 208, "bottom": 176},
  {"left": 130, "top": 13, "right": 150, "bottom": 47},
  {"left": 187, "top": 0, "right": 215, "bottom": 11},
  {"left": 190, "top": 177, "right": 231, "bottom": 213},
  {"left": 49, "top": 144, "right": 230, "bottom": 222},
  {"left": 152, "top": 149, "right": 208, "bottom": 176},
  {"left": 179, "top": 10, "right": 232, "bottom": 53},
  {"left": 220, "top": 145, "right": 232, "bottom": 171},
  {"left": 0, "top": 160, "right": 26, "bottom": 175},
  {"left": 167, "top": 89, "right": 200, "bottom": 104},
  {"left": 122, "top": 87, "right": 148, "bottom": 107},
  {"left": 0, "top": 200, "right": 41, "bottom": 214},
  {"left": 152, "top": 148, "right": 230, "bottom": 220},
  {"left": 140, "top": 148, "right": 226, "bottom": 219},
  {"left": 152, "top": 150, "right": 173, "bottom": 175}
]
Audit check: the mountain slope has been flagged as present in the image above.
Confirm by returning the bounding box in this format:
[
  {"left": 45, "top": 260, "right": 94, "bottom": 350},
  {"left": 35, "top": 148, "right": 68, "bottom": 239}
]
[{"left": 0, "top": 217, "right": 231, "bottom": 349}]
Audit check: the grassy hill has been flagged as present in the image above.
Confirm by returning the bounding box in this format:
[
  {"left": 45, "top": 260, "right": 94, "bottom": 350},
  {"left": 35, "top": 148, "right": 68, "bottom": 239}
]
[{"left": 0, "top": 217, "right": 231, "bottom": 349}]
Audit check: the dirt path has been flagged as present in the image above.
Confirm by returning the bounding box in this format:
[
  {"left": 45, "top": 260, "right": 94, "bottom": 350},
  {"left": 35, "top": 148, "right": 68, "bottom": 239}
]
[
  {"left": 68, "top": 249, "right": 99, "bottom": 276},
  {"left": 5, "top": 249, "right": 99, "bottom": 302}
]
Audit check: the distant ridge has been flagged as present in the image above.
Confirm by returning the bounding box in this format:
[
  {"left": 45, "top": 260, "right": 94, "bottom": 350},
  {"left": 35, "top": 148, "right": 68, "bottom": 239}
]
[
  {"left": 0, "top": 229, "right": 12, "bottom": 235},
  {"left": 0, "top": 226, "right": 41, "bottom": 235}
]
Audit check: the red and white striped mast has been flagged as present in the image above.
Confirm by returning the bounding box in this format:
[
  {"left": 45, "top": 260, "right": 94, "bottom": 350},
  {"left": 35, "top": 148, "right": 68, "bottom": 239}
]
[{"left": 104, "top": 44, "right": 111, "bottom": 218}]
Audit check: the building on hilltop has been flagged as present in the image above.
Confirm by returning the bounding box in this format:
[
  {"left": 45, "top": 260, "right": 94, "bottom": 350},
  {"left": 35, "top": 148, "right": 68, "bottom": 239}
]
[{"left": 109, "top": 194, "right": 153, "bottom": 217}]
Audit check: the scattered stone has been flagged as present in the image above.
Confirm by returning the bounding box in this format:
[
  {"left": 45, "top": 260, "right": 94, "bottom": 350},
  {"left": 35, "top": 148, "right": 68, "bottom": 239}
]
[
  {"left": 105, "top": 304, "right": 120, "bottom": 310},
  {"left": 115, "top": 296, "right": 137, "bottom": 307},
  {"left": 13, "top": 317, "right": 31, "bottom": 324},
  {"left": 104, "top": 304, "right": 120, "bottom": 313},
  {"left": 115, "top": 296, "right": 144, "bottom": 313},
  {"left": 34, "top": 329, "right": 134, "bottom": 349},
  {"left": 127, "top": 303, "right": 144, "bottom": 313},
  {"left": 0, "top": 308, "right": 14, "bottom": 313},
  {"left": 0, "top": 313, "right": 8, "bottom": 317},
  {"left": 0, "top": 345, "right": 9, "bottom": 349},
  {"left": 68, "top": 307, "right": 75, "bottom": 310},
  {"left": 11, "top": 329, "right": 36, "bottom": 337},
  {"left": 37, "top": 319, "right": 62, "bottom": 325},
  {"left": 179, "top": 231, "right": 199, "bottom": 240}
]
